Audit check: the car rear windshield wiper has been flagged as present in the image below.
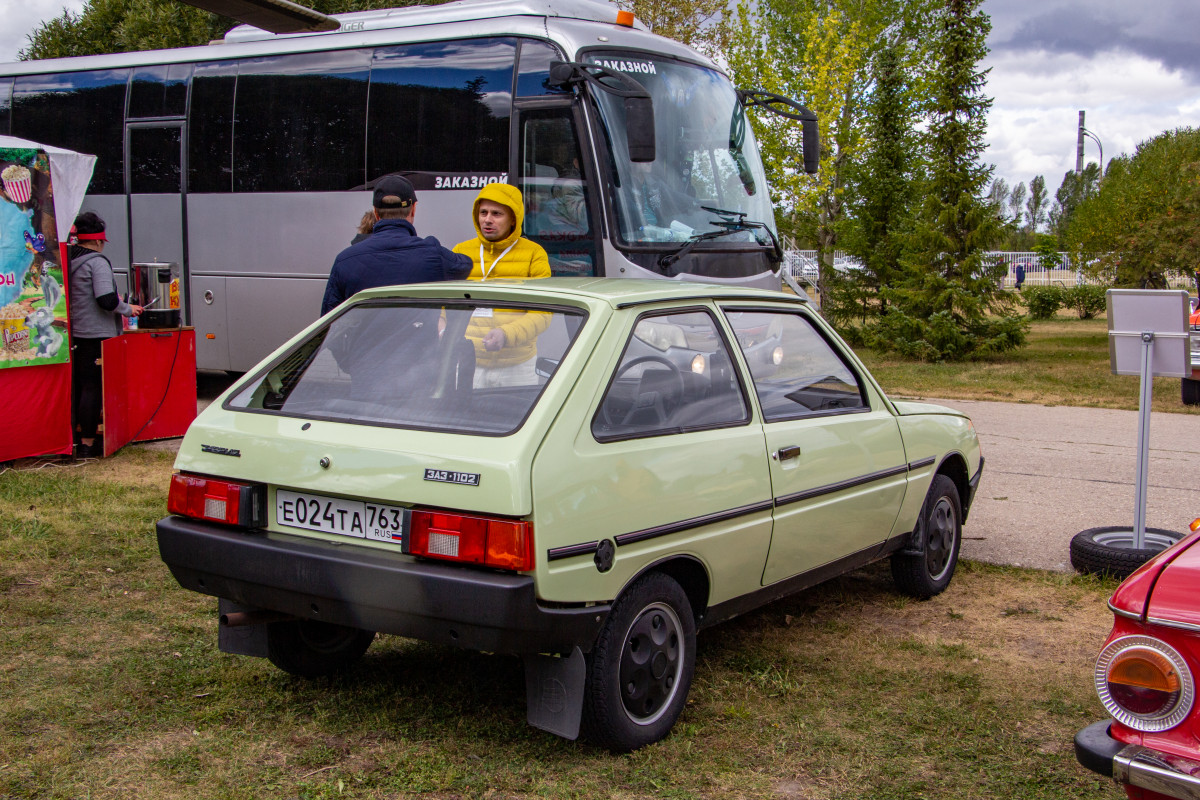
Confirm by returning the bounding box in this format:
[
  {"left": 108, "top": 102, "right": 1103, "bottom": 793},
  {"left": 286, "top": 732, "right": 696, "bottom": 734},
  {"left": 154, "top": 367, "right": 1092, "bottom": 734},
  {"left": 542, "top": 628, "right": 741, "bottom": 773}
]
[{"left": 658, "top": 206, "right": 782, "bottom": 271}]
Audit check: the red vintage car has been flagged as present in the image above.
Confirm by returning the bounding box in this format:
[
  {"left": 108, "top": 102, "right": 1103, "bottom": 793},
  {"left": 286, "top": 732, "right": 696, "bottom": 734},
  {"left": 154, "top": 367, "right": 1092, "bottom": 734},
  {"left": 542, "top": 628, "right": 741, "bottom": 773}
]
[{"left": 1076, "top": 518, "right": 1200, "bottom": 799}]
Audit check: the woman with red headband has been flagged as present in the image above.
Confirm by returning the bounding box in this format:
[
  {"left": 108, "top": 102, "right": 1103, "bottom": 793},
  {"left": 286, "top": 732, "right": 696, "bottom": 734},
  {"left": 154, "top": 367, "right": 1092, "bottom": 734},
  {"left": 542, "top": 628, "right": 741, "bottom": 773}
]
[{"left": 68, "top": 211, "right": 143, "bottom": 458}]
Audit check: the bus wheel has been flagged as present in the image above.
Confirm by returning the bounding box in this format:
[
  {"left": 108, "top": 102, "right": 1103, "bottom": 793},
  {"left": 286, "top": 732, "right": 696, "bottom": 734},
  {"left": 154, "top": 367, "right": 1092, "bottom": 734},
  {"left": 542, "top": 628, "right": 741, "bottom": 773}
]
[{"left": 582, "top": 573, "right": 695, "bottom": 752}]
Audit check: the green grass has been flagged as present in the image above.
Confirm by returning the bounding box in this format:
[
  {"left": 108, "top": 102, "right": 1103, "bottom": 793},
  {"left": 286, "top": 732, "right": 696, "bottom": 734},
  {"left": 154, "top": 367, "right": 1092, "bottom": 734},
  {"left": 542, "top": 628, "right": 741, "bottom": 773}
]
[
  {"left": 0, "top": 450, "right": 1121, "bottom": 799},
  {"left": 855, "top": 313, "right": 1199, "bottom": 414}
]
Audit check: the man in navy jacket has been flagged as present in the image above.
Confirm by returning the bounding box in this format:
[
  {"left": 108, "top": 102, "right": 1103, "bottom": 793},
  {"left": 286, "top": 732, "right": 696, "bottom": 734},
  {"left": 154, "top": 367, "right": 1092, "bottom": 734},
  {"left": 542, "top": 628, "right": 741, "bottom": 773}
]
[{"left": 321, "top": 175, "right": 472, "bottom": 316}]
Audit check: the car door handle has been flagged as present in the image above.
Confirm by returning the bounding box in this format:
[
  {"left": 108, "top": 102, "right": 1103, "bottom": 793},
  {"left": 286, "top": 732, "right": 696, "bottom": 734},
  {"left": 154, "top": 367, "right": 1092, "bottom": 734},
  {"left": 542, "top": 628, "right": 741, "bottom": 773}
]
[{"left": 772, "top": 445, "right": 802, "bottom": 461}]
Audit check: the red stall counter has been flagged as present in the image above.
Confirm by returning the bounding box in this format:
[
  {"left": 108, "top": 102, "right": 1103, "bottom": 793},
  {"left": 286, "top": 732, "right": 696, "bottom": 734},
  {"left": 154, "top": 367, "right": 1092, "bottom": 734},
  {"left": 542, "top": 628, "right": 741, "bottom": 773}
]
[{"left": 101, "top": 328, "right": 197, "bottom": 457}]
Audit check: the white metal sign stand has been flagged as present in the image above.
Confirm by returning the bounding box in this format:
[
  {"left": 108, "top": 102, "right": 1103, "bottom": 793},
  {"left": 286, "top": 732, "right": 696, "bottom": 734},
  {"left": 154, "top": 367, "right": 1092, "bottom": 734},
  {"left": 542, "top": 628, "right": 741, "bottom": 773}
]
[{"left": 1107, "top": 290, "right": 1190, "bottom": 548}]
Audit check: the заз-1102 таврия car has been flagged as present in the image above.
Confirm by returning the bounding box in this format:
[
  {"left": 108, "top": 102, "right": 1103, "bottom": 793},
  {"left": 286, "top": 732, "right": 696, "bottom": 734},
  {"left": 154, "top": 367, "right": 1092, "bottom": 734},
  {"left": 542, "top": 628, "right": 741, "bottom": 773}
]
[{"left": 157, "top": 278, "right": 983, "bottom": 751}]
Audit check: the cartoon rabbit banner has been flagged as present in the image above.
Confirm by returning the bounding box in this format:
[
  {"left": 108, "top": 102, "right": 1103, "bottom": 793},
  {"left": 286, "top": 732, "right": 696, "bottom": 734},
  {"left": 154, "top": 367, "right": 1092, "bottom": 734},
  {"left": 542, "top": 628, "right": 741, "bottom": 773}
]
[{"left": 0, "top": 148, "right": 67, "bottom": 369}]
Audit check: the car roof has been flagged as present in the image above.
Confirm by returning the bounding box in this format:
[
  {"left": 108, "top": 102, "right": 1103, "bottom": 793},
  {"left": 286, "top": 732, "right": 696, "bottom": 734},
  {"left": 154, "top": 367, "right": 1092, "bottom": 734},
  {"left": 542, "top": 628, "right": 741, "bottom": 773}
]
[{"left": 349, "top": 277, "right": 809, "bottom": 309}]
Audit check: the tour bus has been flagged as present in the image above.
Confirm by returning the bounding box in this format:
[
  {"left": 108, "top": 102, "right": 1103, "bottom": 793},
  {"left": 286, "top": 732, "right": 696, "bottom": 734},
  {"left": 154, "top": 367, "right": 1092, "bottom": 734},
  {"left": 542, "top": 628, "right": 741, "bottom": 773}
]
[{"left": 0, "top": 0, "right": 816, "bottom": 372}]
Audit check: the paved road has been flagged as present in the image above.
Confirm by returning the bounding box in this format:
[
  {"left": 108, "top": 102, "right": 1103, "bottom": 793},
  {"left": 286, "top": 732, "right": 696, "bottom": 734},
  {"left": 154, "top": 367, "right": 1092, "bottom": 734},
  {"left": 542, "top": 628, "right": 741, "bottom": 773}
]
[
  {"left": 192, "top": 373, "right": 1200, "bottom": 573},
  {"left": 929, "top": 398, "right": 1200, "bottom": 572}
]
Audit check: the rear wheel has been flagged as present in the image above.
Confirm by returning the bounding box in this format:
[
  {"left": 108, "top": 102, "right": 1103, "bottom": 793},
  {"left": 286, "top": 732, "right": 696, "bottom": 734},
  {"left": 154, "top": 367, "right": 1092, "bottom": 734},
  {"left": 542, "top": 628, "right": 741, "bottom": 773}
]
[
  {"left": 891, "top": 475, "right": 962, "bottom": 599},
  {"left": 266, "top": 620, "right": 375, "bottom": 678},
  {"left": 582, "top": 573, "right": 695, "bottom": 752}
]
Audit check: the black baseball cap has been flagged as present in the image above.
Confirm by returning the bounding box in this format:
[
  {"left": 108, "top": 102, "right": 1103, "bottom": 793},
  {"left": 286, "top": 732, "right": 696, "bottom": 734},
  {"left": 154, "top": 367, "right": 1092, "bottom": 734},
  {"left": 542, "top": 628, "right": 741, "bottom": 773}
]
[{"left": 373, "top": 175, "right": 416, "bottom": 209}]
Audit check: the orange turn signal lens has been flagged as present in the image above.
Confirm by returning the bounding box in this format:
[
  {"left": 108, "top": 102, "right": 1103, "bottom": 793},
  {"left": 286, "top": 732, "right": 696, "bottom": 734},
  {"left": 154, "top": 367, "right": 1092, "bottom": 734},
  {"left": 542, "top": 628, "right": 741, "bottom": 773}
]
[
  {"left": 616, "top": 9, "right": 635, "bottom": 26},
  {"left": 1190, "top": 518, "right": 1200, "bottom": 533}
]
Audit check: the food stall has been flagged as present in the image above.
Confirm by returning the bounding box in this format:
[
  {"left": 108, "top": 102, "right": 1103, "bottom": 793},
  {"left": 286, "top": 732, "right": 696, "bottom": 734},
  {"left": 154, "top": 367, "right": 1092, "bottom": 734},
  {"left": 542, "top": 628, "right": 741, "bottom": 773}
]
[{"left": 0, "top": 136, "right": 194, "bottom": 462}]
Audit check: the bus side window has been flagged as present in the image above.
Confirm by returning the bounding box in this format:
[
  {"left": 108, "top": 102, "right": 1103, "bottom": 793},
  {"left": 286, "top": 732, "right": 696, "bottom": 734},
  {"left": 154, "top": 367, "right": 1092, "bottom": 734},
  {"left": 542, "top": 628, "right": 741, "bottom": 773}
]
[
  {"left": 234, "top": 51, "right": 371, "bottom": 192},
  {"left": 519, "top": 108, "right": 597, "bottom": 277},
  {"left": 129, "top": 63, "right": 192, "bottom": 119},
  {"left": 368, "top": 39, "right": 515, "bottom": 177},
  {"left": 189, "top": 60, "right": 238, "bottom": 194},
  {"left": 516, "top": 39, "right": 570, "bottom": 98},
  {"left": 12, "top": 69, "right": 129, "bottom": 194},
  {"left": 0, "top": 78, "right": 12, "bottom": 136}
]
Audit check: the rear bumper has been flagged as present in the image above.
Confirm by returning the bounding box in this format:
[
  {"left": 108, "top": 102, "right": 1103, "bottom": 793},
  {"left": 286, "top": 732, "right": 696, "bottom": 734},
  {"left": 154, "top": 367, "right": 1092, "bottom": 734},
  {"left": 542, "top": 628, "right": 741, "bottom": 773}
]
[
  {"left": 1076, "top": 720, "right": 1200, "bottom": 800},
  {"left": 157, "top": 515, "right": 608, "bottom": 655}
]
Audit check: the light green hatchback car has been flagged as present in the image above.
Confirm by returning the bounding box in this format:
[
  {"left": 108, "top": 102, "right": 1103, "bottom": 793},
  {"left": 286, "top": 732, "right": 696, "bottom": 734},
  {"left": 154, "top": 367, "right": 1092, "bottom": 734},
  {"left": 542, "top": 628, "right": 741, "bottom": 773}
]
[{"left": 157, "top": 278, "right": 983, "bottom": 751}]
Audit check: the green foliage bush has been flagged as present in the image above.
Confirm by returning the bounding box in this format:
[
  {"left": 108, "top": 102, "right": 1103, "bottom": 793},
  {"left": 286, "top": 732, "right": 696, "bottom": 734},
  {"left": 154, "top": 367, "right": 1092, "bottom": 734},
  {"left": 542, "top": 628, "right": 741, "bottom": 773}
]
[
  {"left": 1023, "top": 285, "right": 1065, "bottom": 319},
  {"left": 1066, "top": 284, "right": 1108, "bottom": 319},
  {"left": 1034, "top": 236, "right": 1061, "bottom": 272},
  {"left": 861, "top": 308, "right": 1028, "bottom": 362}
]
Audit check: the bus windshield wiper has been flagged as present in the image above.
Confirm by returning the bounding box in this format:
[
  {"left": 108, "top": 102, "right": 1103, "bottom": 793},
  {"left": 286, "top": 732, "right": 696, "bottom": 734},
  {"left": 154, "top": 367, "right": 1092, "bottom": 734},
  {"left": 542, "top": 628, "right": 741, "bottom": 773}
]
[{"left": 658, "top": 207, "right": 782, "bottom": 270}]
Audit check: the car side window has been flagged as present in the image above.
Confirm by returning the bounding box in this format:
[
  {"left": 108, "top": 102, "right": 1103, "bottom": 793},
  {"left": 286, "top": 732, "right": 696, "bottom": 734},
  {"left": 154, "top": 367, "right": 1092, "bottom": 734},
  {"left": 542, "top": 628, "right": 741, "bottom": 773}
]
[
  {"left": 592, "top": 309, "right": 749, "bottom": 440},
  {"left": 726, "top": 310, "right": 867, "bottom": 422}
]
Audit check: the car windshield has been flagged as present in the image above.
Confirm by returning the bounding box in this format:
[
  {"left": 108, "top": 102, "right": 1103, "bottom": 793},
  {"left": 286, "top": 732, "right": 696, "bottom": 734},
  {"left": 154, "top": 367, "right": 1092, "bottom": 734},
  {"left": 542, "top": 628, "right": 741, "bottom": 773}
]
[
  {"left": 227, "top": 300, "right": 586, "bottom": 435},
  {"left": 586, "top": 53, "right": 775, "bottom": 245}
]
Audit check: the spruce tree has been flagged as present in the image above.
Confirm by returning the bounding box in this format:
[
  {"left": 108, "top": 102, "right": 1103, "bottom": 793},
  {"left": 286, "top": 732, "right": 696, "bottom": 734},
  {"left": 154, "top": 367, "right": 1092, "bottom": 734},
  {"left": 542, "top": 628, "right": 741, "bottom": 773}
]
[
  {"left": 830, "top": 44, "right": 913, "bottom": 328},
  {"left": 866, "top": 0, "right": 1025, "bottom": 361}
]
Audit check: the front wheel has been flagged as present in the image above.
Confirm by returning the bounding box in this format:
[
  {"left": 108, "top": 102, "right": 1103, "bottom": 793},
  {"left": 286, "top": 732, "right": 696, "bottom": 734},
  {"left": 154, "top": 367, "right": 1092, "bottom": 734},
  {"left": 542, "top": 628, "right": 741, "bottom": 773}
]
[
  {"left": 891, "top": 474, "right": 962, "bottom": 599},
  {"left": 582, "top": 573, "right": 696, "bottom": 752},
  {"left": 266, "top": 619, "right": 375, "bottom": 678}
]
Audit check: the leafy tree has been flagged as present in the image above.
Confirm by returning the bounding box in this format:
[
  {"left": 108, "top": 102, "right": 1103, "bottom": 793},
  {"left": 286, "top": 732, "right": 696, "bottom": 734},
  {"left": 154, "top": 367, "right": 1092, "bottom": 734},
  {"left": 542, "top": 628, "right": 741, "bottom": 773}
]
[
  {"left": 723, "top": 0, "right": 937, "bottom": 275},
  {"left": 831, "top": 44, "right": 914, "bottom": 327},
  {"left": 619, "top": 0, "right": 730, "bottom": 53},
  {"left": 1047, "top": 162, "right": 1100, "bottom": 244},
  {"left": 986, "top": 176, "right": 1009, "bottom": 221},
  {"left": 863, "top": 0, "right": 1025, "bottom": 361},
  {"left": 1025, "top": 174, "right": 1048, "bottom": 232},
  {"left": 1007, "top": 181, "right": 1026, "bottom": 226},
  {"left": 21, "top": 0, "right": 446, "bottom": 59},
  {"left": 1067, "top": 127, "right": 1200, "bottom": 288}
]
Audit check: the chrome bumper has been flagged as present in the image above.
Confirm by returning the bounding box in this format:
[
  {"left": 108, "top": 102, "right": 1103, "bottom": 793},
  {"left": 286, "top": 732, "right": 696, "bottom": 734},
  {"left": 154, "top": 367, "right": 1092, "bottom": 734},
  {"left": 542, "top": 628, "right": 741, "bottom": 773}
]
[{"left": 1076, "top": 720, "right": 1200, "bottom": 800}]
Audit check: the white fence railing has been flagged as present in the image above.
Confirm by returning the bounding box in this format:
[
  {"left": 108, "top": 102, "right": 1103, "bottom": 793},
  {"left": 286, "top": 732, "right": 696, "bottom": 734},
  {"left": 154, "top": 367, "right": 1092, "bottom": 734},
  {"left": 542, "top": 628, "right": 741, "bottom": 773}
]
[{"left": 782, "top": 250, "right": 1194, "bottom": 290}]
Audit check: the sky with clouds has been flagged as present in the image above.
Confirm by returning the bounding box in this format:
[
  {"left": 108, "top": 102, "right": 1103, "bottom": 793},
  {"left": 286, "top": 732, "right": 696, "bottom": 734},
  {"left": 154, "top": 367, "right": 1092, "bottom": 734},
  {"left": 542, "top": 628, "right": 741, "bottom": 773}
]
[{"left": 1, "top": 0, "right": 1197, "bottom": 200}]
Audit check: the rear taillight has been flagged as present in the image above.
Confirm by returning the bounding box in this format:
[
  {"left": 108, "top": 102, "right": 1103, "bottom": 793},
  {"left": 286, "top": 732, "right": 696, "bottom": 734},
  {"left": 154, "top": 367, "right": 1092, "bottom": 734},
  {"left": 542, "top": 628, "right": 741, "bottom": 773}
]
[
  {"left": 1096, "top": 635, "right": 1194, "bottom": 732},
  {"left": 168, "top": 473, "right": 266, "bottom": 527},
  {"left": 407, "top": 510, "right": 533, "bottom": 571}
]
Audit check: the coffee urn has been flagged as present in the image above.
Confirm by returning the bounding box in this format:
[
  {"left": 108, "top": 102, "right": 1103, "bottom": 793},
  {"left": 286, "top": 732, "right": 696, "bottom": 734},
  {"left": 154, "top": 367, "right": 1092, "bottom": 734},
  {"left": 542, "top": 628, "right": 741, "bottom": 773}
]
[{"left": 130, "top": 262, "right": 182, "bottom": 329}]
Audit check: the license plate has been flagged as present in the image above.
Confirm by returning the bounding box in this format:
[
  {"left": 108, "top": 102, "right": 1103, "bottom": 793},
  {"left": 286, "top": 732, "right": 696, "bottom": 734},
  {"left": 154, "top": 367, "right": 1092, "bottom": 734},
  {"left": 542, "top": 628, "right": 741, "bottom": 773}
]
[{"left": 276, "top": 489, "right": 407, "bottom": 544}]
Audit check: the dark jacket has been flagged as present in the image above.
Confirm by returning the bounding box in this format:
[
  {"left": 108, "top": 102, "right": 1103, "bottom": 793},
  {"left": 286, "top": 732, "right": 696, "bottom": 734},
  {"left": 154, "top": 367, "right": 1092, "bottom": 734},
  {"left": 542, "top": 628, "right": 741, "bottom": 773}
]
[{"left": 320, "top": 218, "right": 472, "bottom": 315}]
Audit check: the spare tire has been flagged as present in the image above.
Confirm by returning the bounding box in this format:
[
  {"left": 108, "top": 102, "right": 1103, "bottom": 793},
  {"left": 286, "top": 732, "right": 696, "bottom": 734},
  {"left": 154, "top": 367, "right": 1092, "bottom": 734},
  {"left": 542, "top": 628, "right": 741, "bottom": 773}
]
[{"left": 1069, "top": 526, "right": 1185, "bottom": 579}]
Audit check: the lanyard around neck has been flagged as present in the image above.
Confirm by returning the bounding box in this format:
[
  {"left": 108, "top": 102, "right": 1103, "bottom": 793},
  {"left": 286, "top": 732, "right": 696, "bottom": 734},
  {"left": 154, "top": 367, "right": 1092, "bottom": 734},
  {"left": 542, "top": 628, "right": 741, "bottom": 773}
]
[{"left": 479, "top": 240, "right": 517, "bottom": 281}]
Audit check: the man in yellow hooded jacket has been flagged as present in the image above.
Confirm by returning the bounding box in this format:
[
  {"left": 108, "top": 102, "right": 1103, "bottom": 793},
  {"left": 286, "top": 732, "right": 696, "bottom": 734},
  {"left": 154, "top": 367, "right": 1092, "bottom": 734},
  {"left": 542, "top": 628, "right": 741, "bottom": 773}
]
[{"left": 453, "top": 183, "right": 551, "bottom": 386}]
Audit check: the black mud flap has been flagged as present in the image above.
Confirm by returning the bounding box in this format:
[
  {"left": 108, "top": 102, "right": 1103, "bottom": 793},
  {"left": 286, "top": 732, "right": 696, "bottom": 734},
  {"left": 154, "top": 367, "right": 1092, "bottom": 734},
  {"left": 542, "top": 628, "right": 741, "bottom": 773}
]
[
  {"left": 217, "top": 598, "right": 269, "bottom": 658},
  {"left": 523, "top": 647, "right": 586, "bottom": 740}
]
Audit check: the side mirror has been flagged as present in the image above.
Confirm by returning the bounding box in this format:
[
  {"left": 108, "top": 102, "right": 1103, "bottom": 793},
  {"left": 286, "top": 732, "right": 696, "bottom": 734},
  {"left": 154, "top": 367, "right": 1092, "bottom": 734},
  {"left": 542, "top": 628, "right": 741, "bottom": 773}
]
[
  {"left": 551, "top": 60, "right": 655, "bottom": 162},
  {"left": 736, "top": 89, "right": 820, "bottom": 174},
  {"left": 801, "top": 117, "right": 820, "bottom": 175},
  {"left": 624, "top": 96, "right": 655, "bottom": 163}
]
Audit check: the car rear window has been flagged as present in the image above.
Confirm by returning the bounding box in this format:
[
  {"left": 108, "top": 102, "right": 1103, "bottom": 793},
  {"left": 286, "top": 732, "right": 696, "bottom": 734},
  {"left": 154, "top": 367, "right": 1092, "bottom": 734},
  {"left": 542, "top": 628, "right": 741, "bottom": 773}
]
[{"left": 227, "top": 300, "right": 586, "bottom": 435}]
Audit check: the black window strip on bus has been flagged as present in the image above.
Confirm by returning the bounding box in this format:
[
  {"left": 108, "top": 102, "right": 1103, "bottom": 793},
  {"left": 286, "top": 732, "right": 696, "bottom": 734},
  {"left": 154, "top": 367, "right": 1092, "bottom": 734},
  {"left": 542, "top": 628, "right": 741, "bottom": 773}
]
[
  {"left": 774, "top": 465, "right": 910, "bottom": 508},
  {"left": 613, "top": 500, "right": 775, "bottom": 547}
]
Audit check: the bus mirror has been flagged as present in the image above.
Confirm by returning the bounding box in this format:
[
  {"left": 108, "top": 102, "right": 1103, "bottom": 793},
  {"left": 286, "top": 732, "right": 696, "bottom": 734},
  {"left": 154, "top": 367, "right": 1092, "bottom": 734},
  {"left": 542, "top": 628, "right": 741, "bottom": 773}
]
[
  {"left": 550, "top": 60, "right": 655, "bottom": 161},
  {"left": 736, "top": 88, "right": 820, "bottom": 174},
  {"left": 801, "top": 118, "right": 820, "bottom": 174},
  {"left": 625, "top": 97, "right": 656, "bottom": 162}
]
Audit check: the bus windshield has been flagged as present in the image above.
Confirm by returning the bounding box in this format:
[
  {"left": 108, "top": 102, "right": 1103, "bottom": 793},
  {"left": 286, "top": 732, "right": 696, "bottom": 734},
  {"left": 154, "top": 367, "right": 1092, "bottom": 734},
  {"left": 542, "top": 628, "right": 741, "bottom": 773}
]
[{"left": 586, "top": 54, "right": 775, "bottom": 247}]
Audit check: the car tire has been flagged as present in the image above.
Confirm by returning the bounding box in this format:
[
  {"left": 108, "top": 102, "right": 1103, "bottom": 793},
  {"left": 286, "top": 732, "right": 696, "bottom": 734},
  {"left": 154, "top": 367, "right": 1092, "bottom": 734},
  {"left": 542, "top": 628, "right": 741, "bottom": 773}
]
[
  {"left": 1069, "top": 526, "right": 1185, "bottom": 579},
  {"left": 891, "top": 475, "right": 962, "bottom": 600},
  {"left": 265, "top": 619, "right": 375, "bottom": 678},
  {"left": 1182, "top": 377, "right": 1200, "bottom": 406},
  {"left": 582, "top": 572, "right": 696, "bottom": 752}
]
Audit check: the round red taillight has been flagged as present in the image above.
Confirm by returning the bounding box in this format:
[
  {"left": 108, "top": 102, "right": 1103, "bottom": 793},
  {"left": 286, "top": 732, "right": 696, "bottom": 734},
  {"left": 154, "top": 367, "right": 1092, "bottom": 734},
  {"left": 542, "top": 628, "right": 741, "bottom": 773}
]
[{"left": 1096, "top": 636, "right": 1194, "bottom": 732}]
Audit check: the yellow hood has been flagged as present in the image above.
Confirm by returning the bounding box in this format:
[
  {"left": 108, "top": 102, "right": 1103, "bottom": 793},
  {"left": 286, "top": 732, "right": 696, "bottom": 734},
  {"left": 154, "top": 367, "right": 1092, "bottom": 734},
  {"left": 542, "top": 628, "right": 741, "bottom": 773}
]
[{"left": 471, "top": 183, "right": 526, "bottom": 251}]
